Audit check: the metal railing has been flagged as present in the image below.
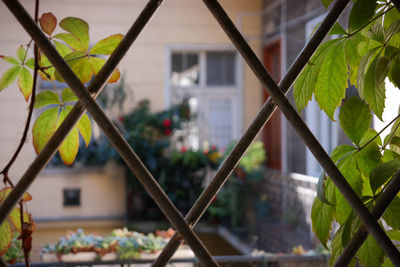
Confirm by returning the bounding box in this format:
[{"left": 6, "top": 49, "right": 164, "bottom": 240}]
[{"left": 1, "top": 0, "right": 400, "bottom": 266}]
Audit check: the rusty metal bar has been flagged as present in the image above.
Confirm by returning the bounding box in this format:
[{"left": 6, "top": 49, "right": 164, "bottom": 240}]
[
  {"left": 202, "top": 0, "right": 400, "bottom": 264},
  {"left": 0, "top": 1, "right": 218, "bottom": 265},
  {"left": 334, "top": 170, "right": 400, "bottom": 266},
  {"left": 0, "top": 0, "right": 163, "bottom": 229},
  {"left": 153, "top": 0, "right": 350, "bottom": 265}
]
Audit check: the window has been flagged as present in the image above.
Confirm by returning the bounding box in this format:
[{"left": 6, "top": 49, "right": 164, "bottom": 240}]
[
  {"left": 63, "top": 188, "right": 81, "bottom": 206},
  {"left": 167, "top": 48, "right": 240, "bottom": 150}
]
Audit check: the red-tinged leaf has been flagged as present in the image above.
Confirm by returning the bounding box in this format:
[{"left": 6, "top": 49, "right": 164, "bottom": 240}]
[
  {"left": 8, "top": 208, "right": 34, "bottom": 233},
  {"left": 34, "top": 90, "right": 61, "bottom": 109},
  {"left": 17, "top": 67, "right": 33, "bottom": 101},
  {"left": 16, "top": 45, "right": 26, "bottom": 62},
  {"left": 53, "top": 33, "right": 83, "bottom": 52},
  {"left": 32, "top": 107, "right": 59, "bottom": 154},
  {"left": 59, "top": 17, "right": 89, "bottom": 51},
  {"left": 39, "top": 12, "right": 57, "bottom": 36},
  {"left": 90, "top": 34, "right": 123, "bottom": 55},
  {"left": 0, "top": 187, "right": 32, "bottom": 203},
  {"left": 0, "top": 55, "right": 19, "bottom": 65},
  {"left": 77, "top": 113, "right": 92, "bottom": 147},
  {"left": 61, "top": 88, "right": 78, "bottom": 103},
  {"left": 108, "top": 68, "right": 120, "bottom": 83},
  {"left": 0, "top": 221, "right": 12, "bottom": 255},
  {"left": 0, "top": 66, "right": 21, "bottom": 91},
  {"left": 57, "top": 107, "right": 79, "bottom": 165}
]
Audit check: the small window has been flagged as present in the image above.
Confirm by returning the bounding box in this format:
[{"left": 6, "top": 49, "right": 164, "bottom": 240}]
[
  {"left": 63, "top": 188, "right": 80, "bottom": 206},
  {"left": 171, "top": 53, "right": 199, "bottom": 87},
  {"left": 206, "top": 52, "right": 235, "bottom": 86}
]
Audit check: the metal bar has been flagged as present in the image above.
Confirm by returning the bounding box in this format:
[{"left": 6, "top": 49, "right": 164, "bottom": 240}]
[
  {"left": 392, "top": 0, "right": 400, "bottom": 13},
  {"left": 153, "top": 0, "right": 349, "bottom": 265},
  {"left": 0, "top": 0, "right": 217, "bottom": 266},
  {"left": 0, "top": 0, "right": 163, "bottom": 229},
  {"left": 334, "top": 170, "right": 400, "bottom": 266},
  {"left": 202, "top": 0, "right": 400, "bottom": 264}
]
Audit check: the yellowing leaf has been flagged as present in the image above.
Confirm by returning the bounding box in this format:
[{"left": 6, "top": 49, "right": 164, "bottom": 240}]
[
  {"left": 0, "top": 66, "right": 21, "bottom": 91},
  {"left": 25, "top": 58, "right": 35, "bottom": 70},
  {"left": 59, "top": 17, "right": 89, "bottom": 51},
  {"left": 0, "top": 221, "right": 12, "bottom": 255},
  {"left": 32, "top": 107, "right": 59, "bottom": 154},
  {"left": 16, "top": 45, "right": 25, "bottom": 62},
  {"left": 90, "top": 34, "right": 123, "bottom": 55},
  {"left": 61, "top": 88, "right": 78, "bottom": 103},
  {"left": 57, "top": 107, "right": 79, "bottom": 165},
  {"left": 108, "top": 68, "right": 120, "bottom": 83},
  {"left": 71, "top": 58, "right": 92, "bottom": 84},
  {"left": 54, "top": 40, "right": 72, "bottom": 58},
  {"left": 53, "top": 33, "right": 84, "bottom": 52},
  {"left": 17, "top": 67, "right": 33, "bottom": 101},
  {"left": 0, "top": 187, "right": 32, "bottom": 203},
  {"left": 77, "top": 113, "right": 91, "bottom": 147},
  {"left": 0, "top": 55, "right": 19, "bottom": 65},
  {"left": 34, "top": 90, "right": 60, "bottom": 109},
  {"left": 39, "top": 12, "right": 57, "bottom": 36}
]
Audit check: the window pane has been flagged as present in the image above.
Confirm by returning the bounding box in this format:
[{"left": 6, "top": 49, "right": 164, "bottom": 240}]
[
  {"left": 171, "top": 53, "right": 199, "bottom": 86},
  {"left": 206, "top": 52, "right": 235, "bottom": 86},
  {"left": 208, "top": 99, "right": 232, "bottom": 149}
]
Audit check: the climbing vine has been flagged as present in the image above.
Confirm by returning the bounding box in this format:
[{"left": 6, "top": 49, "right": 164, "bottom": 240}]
[
  {"left": 0, "top": 6, "right": 122, "bottom": 263},
  {"left": 294, "top": 0, "right": 400, "bottom": 266}
]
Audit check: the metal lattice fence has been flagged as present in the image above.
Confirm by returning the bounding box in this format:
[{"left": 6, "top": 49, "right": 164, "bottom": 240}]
[{"left": 1, "top": 0, "right": 400, "bottom": 266}]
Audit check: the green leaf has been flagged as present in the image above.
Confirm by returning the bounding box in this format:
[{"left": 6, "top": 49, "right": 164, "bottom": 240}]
[
  {"left": 383, "top": 196, "right": 400, "bottom": 230},
  {"left": 315, "top": 40, "right": 347, "bottom": 120},
  {"left": 32, "top": 107, "right": 59, "bottom": 154},
  {"left": 59, "top": 17, "right": 89, "bottom": 51},
  {"left": 390, "top": 136, "right": 400, "bottom": 148},
  {"left": 17, "top": 67, "right": 33, "bottom": 101},
  {"left": 71, "top": 57, "right": 92, "bottom": 84},
  {"left": 384, "top": 7, "right": 400, "bottom": 47},
  {"left": 54, "top": 40, "right": 72, "bottom": 58},
  {"left": 367, "top": 24, "right": 385, "bottom": 44},
  {"left": 344, "top": 34, "right": 365, "bottom": 85},
  {"left": 329, "top": 22, "right": 347, "bottom": 35},
  {"left": 77, "top": 113, "right": 91, "bottom": 147},
  {"left": 0, "top": 221, "right": 12, "bottom": 255},
  {"left": 335, "top": 154, "right": 363, "bottom": 224},
  {"left": 61, "top": 88, "right": 78, "bottom": 103},
  {"left": 317, "top": 173, "right": 334, "bottom": 205},
  {"left": 370, "top": 160, "right": 400, "bottom": 194},
  {"left": 34, "top": 90, "right": 60, "bottom": 109},
  {"left": 390, "top": 55, "right": 400, "bottom": 88},
  {"left": 57, "top": 107, "right": 79, "bottom": 165},
  {"left": 39, "top": 12, "right": 57, "bottom": 36},
  {"left": 90, "top": 34, "right": 123, "bottom": 55},
  {"left": 7, "top": 207, "right": 30, "bottom": 233},
  {"left": 53, "top": 33, "right": 84, "bottom": 52},
  {"left": 358, "top": 234, "right": 384, "bottom": 267},
  {"left": 0, "top": 55, "right": 19, "bottom": 65},
  {"left": 348, "top": 0, "right": 377, "bottom": 34},
  {"left": 329, "top": 225, "right": 356, "bottom": 267},
  {"left": 389, "top": 116, "right": 400, "bottom": 154},
  {"left": 0, "top": 66, "right": 20, "bottom": 91},
  {"left": 385, "top": 20, "right": 400, "bottom": 44},
  {"left": 356, "top": 131, "right": 383, "bottom": 177},
  {"left": 25, "top": 58, "right": 35, "bottom": 69},
  {"left": 321, "top": 0, "right": 334, "bottom": 8},
  {"left": 375, "top": 56, "right": 390, "bottom": 85},
  {"left": 339, "top": 97, "right": 372, "bottom": 146},
  {"left": 387, "top": 229, "right": 400, "bottom": 242},
  {"left": 311, "top": 197, "right": 333, "bottom": 247},
  {"left": 16, "top": 45, "right": 26, "bottom": 62},
  {"left": 294, "top": 39, "right": 339, "bottom": 112},
  {"left": 330, "top": 145, "right": 357, "bottom": 163},
  {"left": 383, "top": 257, "right": 395, "bottom": 267}
]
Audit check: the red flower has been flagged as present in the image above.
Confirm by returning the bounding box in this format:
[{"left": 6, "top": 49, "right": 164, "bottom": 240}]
[
  {"left": 181, "top": 146, "right": 187, "bottom": 153},
  {"left": 211, "top": 145, "right": 217, "bottom": 151},
  {"left": 118, "top": 116, "right": 124, "bottom": 123},
  {"left": 164, "top": 128, "right": 171, "bottom": 136},
  {"left": 163, "top": 118, "right": 172, "bottom": 127}
]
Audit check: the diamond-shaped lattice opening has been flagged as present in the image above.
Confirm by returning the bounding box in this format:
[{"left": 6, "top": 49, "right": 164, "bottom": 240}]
[{"left": 1, "top": 0, "right": 400, "bottom": 266}]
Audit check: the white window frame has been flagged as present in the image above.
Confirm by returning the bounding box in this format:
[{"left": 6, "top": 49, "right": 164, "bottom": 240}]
[{"left": 165, "top": 44, "right": 243, "bottom": 150}]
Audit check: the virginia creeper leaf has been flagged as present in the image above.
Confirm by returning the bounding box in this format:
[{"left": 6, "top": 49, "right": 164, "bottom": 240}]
[
  {"left": 0, "top": 55, "right": 19, "bottom": 65},
  {"left": 356, "top": 131, "right": 383, "bottom": 177},
  {"left": 57, "top": 107, "right": 79, "bottom": 165},
  {"left": 358, "top": 234, "right": 384, "bottom": 267},
  {"left": 375, "top": 56, "right": 390, "bottom": 85},
  {"left": 90, "top": 34, "right": 123, "bottom": 55},
  {"left": 59, "top": 17, "right": 89, "bottom": 51},
  {"left": 330, "top": 144, "right": 357, "bottom": 163},
  {"left": 32, "top": 107, "right": 59, "bottom": 154},
  {"left": 53, "top": 33, "right": 83, "bottom": 52},
  {"left": 315, "top": 40, "right": 347, "bottom": 120},
  {"left": 0, "top": 187, "right": 32, "bottom": 203},
  {"left": 71, "top": 58, "right": 92, "bottom": 84},
  {"left": 339, "top": 97, "right": 372, "bottom": 146},
  {"left": 0, "top": 66, "right": 20, "bottom": 91},
  {"left": 390, "top": 136, "right": 400, "bottom": 148},
  {"left": 108, "top": 68, "right": 121, "bottom": 83},
  {"left": 329, "top": 22, "right": 347, "bottom": 35},
  {"left": 385, "top": 19, "right": 400, "bottom": 44},
  {"left": 54, "top": 40, "right": 72, "bottom": 58},
  {"left": 311, "top": 197, "right": 333, "bottom": 247},
  {"left": 294, "top": 39, "right": 338, "bottom": 112},
  {"left": 61, "top": 88, "right": 78, "bottom": 103},
  {"left": 39, "top": 12, "right": 57, "bottom": 36},
  {"left": 348, "top": 0, "right": 377, "bottom": 34},
  {"left": 370, "top": 160, "right": 400, "bottom": 194},
  {"left": 25, "top": 58, "right": 35, "bottom": 70},
  {"left": 390, "top": 56, "right": 400, "bottom": 88},
  {"left": 387, "top": 229, "right": 400, "bottom": 242},
  {"left": 383, "top": 196, "right": 400, "bottom": 230},
  {"left": 344, "top": 34, "right": 365, "bottom": 85},
  {"left": 77, "top": 113, "right": 91, "bottom": 147},
  {"left": 384, "top": 7, "right": 400, "bottom": 47},
  {"left": 34, "top": 90, "right": 60, "bottom": 109},
  {"left": 0, "top": 221, "right": 12, "bottom": 255},
  {"left": 329, "top": 225, "right": 356, "bottom": 267},
  {"left": 321, "top": 0, "right": 334, "bottom": 8},
  {"left": 367, "top": 24, "right": 385, "bottom": 44},
  {"left": 17, "top": 67, "right": 33, "bottom": 101},
  {"left": 16, "top": 45, "right": 25, "bottom": 62},
  {"left": 389, "top": 116, "right": 400, "bottom": 154},
  {"left": 8, "top": 208, "right": 31, "bottom": 233},
  {"left": 383, "top": 258, "right": 395, "bottom": 267},
  {"left": 317, "top": 173, "right": 334, "bottom": 205}
]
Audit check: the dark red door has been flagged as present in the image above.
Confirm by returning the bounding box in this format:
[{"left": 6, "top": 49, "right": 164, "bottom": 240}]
[{"left": 263, "top": 40, "right": 281, "bottom": 170}]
